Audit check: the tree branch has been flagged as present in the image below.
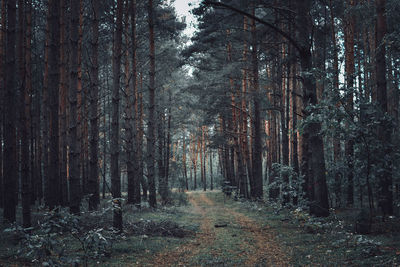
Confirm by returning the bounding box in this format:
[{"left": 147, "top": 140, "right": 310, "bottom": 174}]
[{"left": 203, "top": 0, "right": 303, "bottom": 53}]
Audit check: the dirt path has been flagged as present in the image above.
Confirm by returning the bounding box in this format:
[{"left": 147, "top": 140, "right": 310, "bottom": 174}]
[{"left": 143, "top": 191, "right": 290, "bottom": 266}]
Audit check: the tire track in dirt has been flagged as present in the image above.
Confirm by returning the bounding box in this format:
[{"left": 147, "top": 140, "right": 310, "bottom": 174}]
[
  {"left": 146, "top": 192, "right": 217, "bottom": 266},
  {"left": 228, "top": 208, "right": 291, "bottom": 266},
  {"left": 138, "top": 192, "right": 290, "bottom": 266}
]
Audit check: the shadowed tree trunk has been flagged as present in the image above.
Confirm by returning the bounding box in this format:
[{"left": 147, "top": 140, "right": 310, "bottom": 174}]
[
  {"left": 47, "top": 0, "right": 61, "bottom": 209},
  {"left": 4, "top": 0, "right": 17, "bottom": 222},
  {"left": 131, "top": 0, "right": 141, "bottom": 206},
  {"left": 375, "top": 0, "right": 393, "bottom": 215},
  {"left": 147, "top": 0, "right": 157, "bottom": 208},
  {"left": 297, "top": 0, "right": 329, "bottom": 216},
  {"left": 125, "top": 0, "right": 135, "bottom": 205},
  {"left": 344, "top": 0, "right": 355, "bottom": 207},
  {"left": 69, "top": 0, "right": 81, "bottom": 214},
  {"left": 59, "top": 0, "right": 68, "bottom": 207},
  {"left": 88, "top": 0, "right": 100, "bottom": 211},
  {"left": 0, "top": 0, "right": 5, "bottom": 209},
  {"left": 250, "top": 2, "right": 263, "bottom": 199},
  {"left": 112, "top": 0, "right": 123, "bottom": 230},
  {"left": 21, "top": 0, "right": 32, "bottom": 227}
]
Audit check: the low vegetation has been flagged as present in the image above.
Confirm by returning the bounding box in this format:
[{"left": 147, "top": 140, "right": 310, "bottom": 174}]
[{"left": 1, "top": 191, "right": 399, "bottom": 266}]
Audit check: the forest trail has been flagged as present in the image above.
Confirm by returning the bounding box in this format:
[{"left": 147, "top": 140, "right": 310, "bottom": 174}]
[{"left": 143, "top": 191, "right": 290, "bottom": 266}]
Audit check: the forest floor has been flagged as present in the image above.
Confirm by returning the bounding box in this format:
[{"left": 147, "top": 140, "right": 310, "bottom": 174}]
[
  {"left": 137, "top": 191, "right": 290, "bottom": 266},
  {"left": 1, "top": 191, "right": 400, "bottom": 266}
]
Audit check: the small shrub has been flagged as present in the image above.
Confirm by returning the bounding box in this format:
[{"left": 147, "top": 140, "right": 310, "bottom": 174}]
[{"left": 4, "top": 208, "right": 114, "bottom": 266}]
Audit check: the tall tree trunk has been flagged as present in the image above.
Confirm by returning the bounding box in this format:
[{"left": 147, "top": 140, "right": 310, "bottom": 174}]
[
  {"left": 88, "top": 0, "right": 100, "bottom": 210},
  {"left": 47, "top": 0, "right": 61, "bottom": 209},
  {"left": 42, "top": 11, "right": 50, "bottom": 206},
  {"left": 21, "top": 0, "right": 32, "bottom": 227},
  {"left": 281, "top": 38, "right": 290, "bottom": 205},
  {"left": 165, "top": 92, "right": 172, "bottom": 190},
  {"left": 291, "top": 63, "right": 299, "bottom": 205},
  {"left": 125, "top": 0, "right": 135, "bottom": 205},
  {"left": 77, "top": 0, "right": 84, "bottom": 195},
  {"left": 375, "top": 0, "right": 393, "bottom": 215},
  {"left": 250, "top": 3, "right": 263, "bottom": 199},
  {"left": 157, "top": 110, "right": 167, "bottom": 203},
  {"left": 329, "top": 0, "right": 342, "bottom": 207},
  {"left": 112, "top": 0, "right": 123, "bottom": 230},
  {"left": 210, "top": 150, "right": 214, "bottom": 190},
  {"left": 18, "top": 0, "right": 27, "bottom": 223},
  {"left": 69, "top": 0, "right": 81, "bottom": 214},
  {"left": 147, "top": 0, "right": 157, "bottom": 208},
  {"left": 139, "top": 88, "right": 147, "bottom": 199},
  {"left": 297, "top": 0, "right": 329, "bottom": 216},
  {"left": 102, "top": 93, "right": 107, "bottom": 199},
  {"left": 59, "top": 0, "right": 68, "bottom": 207},
  {"left": 131, "top": 0, "right": 141, "bottom": 206},
  {"left": 0, "top": 0, "right": 5, "bottom": 209},
  {"left": 202, "top": 127, "right": 206, "bottom": 191},
  {"left": 345, "top": 0, "right": 355, "bottom": 207},
  {"left": 183, "top": 131, "right": 188, "bottom": 190},
  {"left": 4, "top": 0, "right": 17, "bottom": 222}
]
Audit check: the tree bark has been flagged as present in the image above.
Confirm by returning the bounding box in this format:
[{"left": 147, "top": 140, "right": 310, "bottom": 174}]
[
  {"left": 4, "top": 0, "right": 17, "bottom": 222},
  {"left": 147, "top": 0, "right": 157, "bottom": 207},
  {"left": 0, "top": 0, "right": 5, "bottom": 209},
  {"left": 375, "top": 0, "right": 393, "bottom": 215},
  {"left": 157, "top": 110, "right": 167, "bottom": 203},
  {"left": 297, "top": 0, "right": 329, "bottom": 216},
  {"left": 250, "top": 3, "right": 263, "bottom": 199},
  {"left": 69, "top": 0, "right": 81, "bottom": 214},
  {"left": 59, "top": 0, "right": 68, "bottom": 207},
  {"left": 131, "top": 0, "right": 141, "bottom": 206},
  {"left": 344, "top": 0, "right": 355, "bottom": 207},
  {"left": 112, "top": 0, "right": 123, "bottom": 230},
  {"left": 88, "top": 0, "right": 100, "bottom": 210},
  {"left": 47, "top": 0, "right": 61, "bottom": 208},
  {"left": 125, "top": 0, "right": 135, "bottom": 205}
]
